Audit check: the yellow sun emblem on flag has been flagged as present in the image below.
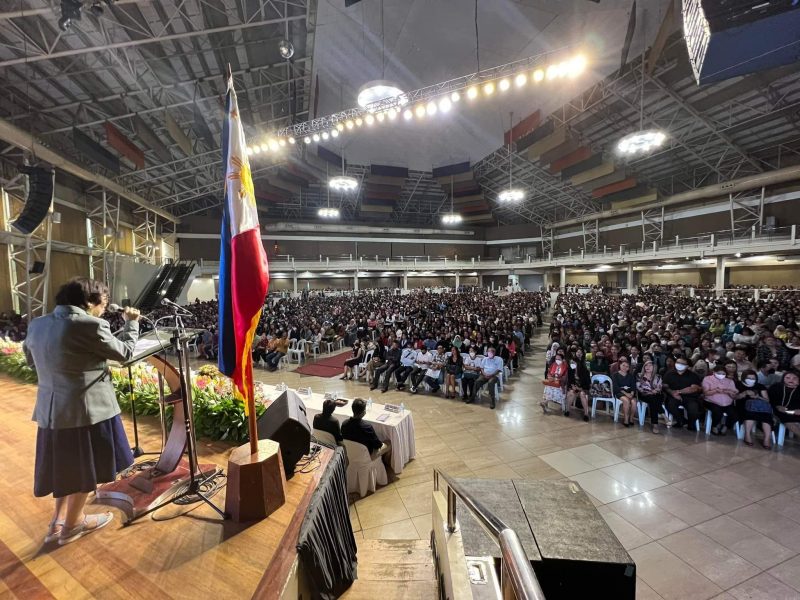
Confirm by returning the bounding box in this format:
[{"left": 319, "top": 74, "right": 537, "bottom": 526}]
[{"left": 228, "top": 155, "right": 255, "bottom": 207}]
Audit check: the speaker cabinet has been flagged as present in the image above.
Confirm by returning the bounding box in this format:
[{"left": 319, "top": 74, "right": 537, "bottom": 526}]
[
  {"left": 29, "top": 261, "right": 45, "bottom": 274},
  {"left": 256, "top": 390, "right": 311, "bottom": 479},
  {"left": 11, "top": 165, "right": 55, "bottom": 235}
]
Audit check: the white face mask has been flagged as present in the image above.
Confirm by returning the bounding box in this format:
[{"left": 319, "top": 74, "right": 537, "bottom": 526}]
[
  {"left": 555, "top": 359, "right": 563, "bottom": 365},
  {"left": 675, "top": 364, "right": 688, "bottom": 372},
  {"left": 714, "top": 372, "right": 726, "bottom": 380},
  {"left": 570, "top": 362, "right": 577, "bottom": 370},
  {"left": 469, "top": 351, "right": 476, "bottom": 358},
  {"left": 744, "top": 379, "right": 756, "bottom": 387}
]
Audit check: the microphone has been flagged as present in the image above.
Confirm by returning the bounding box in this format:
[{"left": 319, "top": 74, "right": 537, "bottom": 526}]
[
  {"left": 108, "top": 303, "right": 125, "bottom": 313},
  {"left": 161, "top": 297, "right": 192, "bottom": 314}
]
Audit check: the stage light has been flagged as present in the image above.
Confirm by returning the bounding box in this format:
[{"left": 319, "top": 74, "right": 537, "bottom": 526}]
[
  {"left": 499, "top": 78, "right": 510, "bottom": 91},
  {"left": 483, "top": 81, "right": 495, "bottom": 95},
  {"left": 557, "top": 61, "right": 570, "bottom": 77},
  {"left": 365, "top": 114, "right": 375, "bottom": 126},
  {"left": 498, "top": 188, "right": 525, "bottom": 203},
  {"left": 467, "top": 86, "right": 479, "bottom": 99},
  {"left": 438, "top": 97, "right": 452, "bottom": 113},
  {"left": 331, "top": 129, "right": 339, "bottom": 138},
  {"left": 268, "top": 139, "right": 279, "bottom": 151},
  {"left": 533, "top": 69, "right": 544, "bottom": 82},
  {"left": 279, "top": 39, "right": 294, "bottom": 59},
  {"left": 252, "top": 145, "right": 261, "bottom": 154},
  {"left": 317, "top": 207, "right": 341, "bottom": 218},
  {"left": 336, "top": 122, "right": 345, "bottom": 131},
  {"left": 617, "top": 130, "right": 667, "bottom": 155},
  {"left": 376, "top": 112, "right": 385, "bottom": 122},
  {"left": 321, "top": 131, "right": 329, "bottom": 140},
  {"left": 515, "top": 73, "right": 527, "bottom": 87},
  {"left": 312, "top": 133, "right": 320, "bottom": 142},
  {"left": 735, "top": 252, "right": 742, "bottom": 258},
  {"left": 546, "top": 65, "right": 558, "bottom": 80},
  {"left": 451, "top": 91, "right": 460, "bottom": 102},
  {"left": 260, "top": 143, "right": 269, "bottom": 152},
  {"left": 569, "top": 54, "right": 587, "bottom": 77},
  {"left": 355, "top": 117, "right": 363, "bottom": 127},
  {"left": 387, "top": 107, "right": 397, "bottom": 120},
  {"left": 304, "top": 136, "right": 311, "bottom": 144},
  {"left": 278, "top": 139, "right": 286, "bottom": 147},
  {"left": 246, "top": 147, "right": 254, "bottom": 156},
  {"left": 345, "top": 120, "right": 354, "bottom": 129},
  {"left": 288, "top": 136, "right": 296, "bottom": 144},
  {"left": 403, "top": 109, "right": 413, "bottom": 120},
  {"left": 357, "top": 81, "right": 405, "bottom": 110},
  {"left": 414, "top": 104, "right": 426, "bottom": 118},
  {"left": 329, "top": 176, "right": 359, "bottom": 192},
  {"left": 426, "top": 101, "right": 438, "bottom": 116},
  {"left": 441, "top": 212, "right": 463, "bottom": 225}
]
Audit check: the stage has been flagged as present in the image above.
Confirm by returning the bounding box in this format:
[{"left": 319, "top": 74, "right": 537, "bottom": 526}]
[{"left": 0, "top": 376, "right": 347, "bottom": 600}]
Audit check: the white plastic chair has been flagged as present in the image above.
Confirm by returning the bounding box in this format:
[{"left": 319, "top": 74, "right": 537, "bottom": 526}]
[
  {"left": 313, "top": 428, "right": 338, "bottom": 447},
  {"left": 342, "top": 440, "right": 387, "bottom": 498},
  {"left": 277, "top": 354, "right": 289, "bottom": 371},
  {"left": 735, "top": 422, "right": 777, "bottom": 446},
  {"left": 354, "top": 349, "right": 374, "bottom": 380},
  {"left": 287, "top": 339, "right": 305, "bottom": 364},
  {"left": 704, "top": 409, "right": 735, "bottom": 435},
  {"left": 590, "top": 374, "right": 620, "bottom": 422},
  {"left": 663, "top": 405, "right": 701, "bottom": 431}
]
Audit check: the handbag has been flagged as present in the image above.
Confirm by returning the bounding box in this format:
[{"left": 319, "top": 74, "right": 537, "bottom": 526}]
[
  {"left": 745, "top": 398, "right": 772, "bottom": 414},
  {"left": 542, "top": 378, "right": 562, "bottom": 388}
]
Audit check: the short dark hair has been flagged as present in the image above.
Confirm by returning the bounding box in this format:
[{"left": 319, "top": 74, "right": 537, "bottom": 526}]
[
  {"left": 352, "top": 398, "right": 366, "bottom": 417},
  {"left": 322, "top": 399, "right": 336, "bottom": 417},
  {"left": 54, "top": 277, "right": 108, "bottom": 309}
]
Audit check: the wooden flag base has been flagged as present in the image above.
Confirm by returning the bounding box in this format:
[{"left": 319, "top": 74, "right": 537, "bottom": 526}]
[{"left": 225, "top": 439, "right": 287, "bottom": 523}]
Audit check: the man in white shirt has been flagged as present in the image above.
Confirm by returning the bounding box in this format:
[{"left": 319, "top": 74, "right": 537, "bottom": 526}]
[
  {"left": 394, "top": 342, "right": 418, "bottom": 390},
  {"left": 408, "top": 346, "right": 432, "bottom": 392},
  {"left": 469, "top": 346, "right": 503, "bottom": 408},
  {"left": 461, "top": 348, "right": 483, "bottom": 401},
  {"left": 415, "top": 345, "right": 446, "bottom": 395}
]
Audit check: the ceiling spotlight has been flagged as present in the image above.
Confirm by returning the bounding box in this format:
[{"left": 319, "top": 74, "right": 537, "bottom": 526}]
[
  {"left": 329, "top": 175, "right": 359, "bottom": 192},
  {"left": 357, "top": 81, "right": 405, "bottom": 111},
  {"left": 260, "top": 143, "right": 269, "bottom": 152},
  {"left": 318, "top": 207, "right": 341, "bottom": 219},
  {"left": 438, "top": 97, "right": 452, "bottom": 113},
  {"left": 569, "top": 54, "right": 587, "bottom": 77},
  {"left": 278, "top": 139, "right": 286, "bottom": 147},
  {"left": 253, "top": 145, "right": 261, "bottom": 154},
  {"left": 304, "top": 136, "right": 311, "bottom": 144},
  {"left": 288, "top": 136, "right": 296, "bottom": 144},
  {"left": 426, "top": 101, "right": 438, "bottom": 116},
  {"left": 278, "top": 39, "right": 295, "bottom": 59},
  {"left": 483, "top": 81, "right": 495, "bottom": 95},
  {"left": 387, "top": 107, "right": 397, "bottom": 120},
  {"left": 312, "top": 133, "right": 320, "bottom": 142},
  {"left": 321, "top": 131, "right": 329, "bottom": 140},
  {"left": 355, "top": 117, "right": 363, "bottom": 127},
  {"left": 546, "top": 65, "right": 559, "bottom": 80},
  {"left": 336, "top": 122, "right": 345, "bottom": 131},
  {"left": 414, "top": 104, "right": 426, "bottom": 118},
  {"left": 58, "top": 0, "right": 82, "bottom": 31},
  {"left": 533, "top": 69, "right": 544, "bottom": 82},
  {"left": 499, "top": 78, "right": 511, "bottom": 91},
  {"left": 515, "top": 73, "right": 527, "bottom": 87},
  {"left": 617, "top": 130, "right": 667, "bottom": 155},
  {"left": 345, "top": 120, "right": 354, "bottom": 129},
  {"left": 365, "top": 114, "right": 375, "bottom": 125},
  {"left": 403, "top": 109, "right": 413, "bottom": 120},
  {"left": 331, "top": 129, "right": 340, "bottom": 138},
  {"left": 268, "top": 139, "right": 279, "bottom": 151},
  {"left": 735, "top": 252, "right": 742, "bottom": 258},
  {"left": 376, "top": 112, "right": 386, "bottom": 123},
  {"left": 498, "top": 188, "right": 525, "bottom": 203},
  {"left": 246, "top": 147, "right": 254, "bottom": 156},
  {"left": 467, "top": 86, "right": 479, "bottom": 99},
  {"left": 451, "top": 91, "right": 461, "bottom": 102},
  {"left": 441, "top": 212, "right": 463, "bottom": 225}
]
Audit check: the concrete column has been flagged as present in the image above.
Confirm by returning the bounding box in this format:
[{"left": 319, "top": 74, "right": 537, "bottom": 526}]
[
  {"left": 559, "top": 266, "right": 566, "bottom": 292},
  {"left": 478, "top": 273, "right": 484, "bottom": 289},
  {"left": 293, "top": 274, "right": 298, "bottom": 294},
  {"left": 403, "top": 272, "right": 408, "bottom": 291},
  {"left": 626, "top": 263, "right": 634, "bottom": 291},
  {"left": 455, "top": 272, "right": 460, "bottom": 290},
  {"left": 715, "top": 256, "right": 726, "bottom": 297},
  {"left": 354, "top": 270, "right": 359, "bottom": 292},
  {"left": 543, "top": 271, "right": 550, "bottom": 291}
]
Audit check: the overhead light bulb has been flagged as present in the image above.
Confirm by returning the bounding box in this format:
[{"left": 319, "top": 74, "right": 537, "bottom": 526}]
[
  {"left": 252, "top": 145, "right": 261, "bottom": 154},
  {"left": 451, "top": 91, "right": 461, "bottom": 102},
  {"left": 557, "top": 61, "right": 570, "bottom": 77},
  {"left": 438, "top": 97, "right": 452, "bottom": 113},
  {"left": 387, "top": 107, "right": 397, "bottom": 120},
  {"left": 260, "top": 143, "right": 269, "bottom": 152},
  {"left": 246, "top": 147, "right": 254, "bottom": 156},
  {"left": 533, "top": 69, "right": 544, "bottom": 82},
  {"left": 329, "top": 175, "right": 359, "bottom": 192},
  {"left": 331, "top": 129, "right": 339, "bottom": 138},
  {"left": 546, "top": 65, "right": 559, "bottom": 80},
  {"left": 278, "top": 139, "right": 286, "bottom": 147},
  {"left": 357, "top": 81, "right": 405, "bottom": 110},
  {"left": 441, "top": 212, "right": 463, "bottom": 225},
  {"left": 483, "top": 81, "right": 495, "bottom": 95},
  {"left": 617, "top": 130, "right": 667, "bottom": 155},
  {"left": 268, "top": 140, "right": 279, "bottom": 151},
  {"left": 515, "top": 73, "right": 527, "bottom": 87},
  {"left": 288, "top": 137, "right": 296, "bottom": 144},
  {"left": 321, "top": 131, "right": 329, "bottom": 140},
  {"left": 336, "top": 122, "right": 345, "bottom": 131},
  {"left": 498, "top": 188, "right": 525, "bottom": 203},
  {"left": 376, "top": 112, "right": 385, "bottom": 122},
  {"left": 414, "top": 104, "right": 426, "bottom": 118},
  {"left": 426, "top": 101, "right": 438, "bottom": 116},
  {"left": 355, "top": 117, "right": 363, "bottom": 127},
  {"left": 345, "top": 120, "right": 354, "bottom": 129},
  {"left": 318, "top": 207, "right": 341, "bottom": 219},
  {"left": 312, "top": 133, "right": 320, "bottom": 142},
  {"left": 365, "top": 114, "right": 375, "bottom": 125},
  {"left": 303, "top": 136, "right": 311, "bottom": 144},
  {"left": 467, "top": 86, "right": 479, "bottom": 99},
  {"left": 735, "top": 252, "right": 742, "bottom": 258},
  {"left": 499, "top": 78, "right": 510, "bottom": 91},
  {"left": 569, "top": 54, "right": 587, "bottom": 77}
]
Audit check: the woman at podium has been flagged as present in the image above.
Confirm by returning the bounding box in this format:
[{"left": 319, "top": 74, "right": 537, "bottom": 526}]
[{"left": 23, "top": 277, "right": 140, "bottom": 545}]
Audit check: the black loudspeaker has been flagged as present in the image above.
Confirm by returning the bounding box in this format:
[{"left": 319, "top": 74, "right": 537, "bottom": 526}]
[
  {"left": 11, "top": 165, "right": 55, "bottom": 235},
  {"left": 256, "top": 390, "right": 310, "bottom": 479},
  {"left": 29, "top": 261, "right": 45, "bottom": 274}
]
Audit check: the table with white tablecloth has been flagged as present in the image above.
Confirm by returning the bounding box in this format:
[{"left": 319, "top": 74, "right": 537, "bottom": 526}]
[{"left": 263, "top": 386, "right": 416, "bottom": 474}]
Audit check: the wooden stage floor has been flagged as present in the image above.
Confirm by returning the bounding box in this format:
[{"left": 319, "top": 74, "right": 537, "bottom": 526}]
[{"left": 0, "top": 376, "right": 328, "bottom": 600}]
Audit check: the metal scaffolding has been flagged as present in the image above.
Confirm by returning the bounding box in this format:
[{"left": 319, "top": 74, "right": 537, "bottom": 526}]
[
  {"left": 86, "top": 190, "right": 120, "bottom": 291},
  {"left": 132, "top": 210, "right": 158, "bottom": 265},
  {"left": 729, "top": 187, "right": 765, "bottom": 239}
]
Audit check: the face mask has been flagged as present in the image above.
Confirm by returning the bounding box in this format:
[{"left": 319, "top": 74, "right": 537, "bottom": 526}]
[
  {"left": 469, "top": 351, "right": 476, "bottom": 358},
  {"left": 714, "top": 372, "right": 726, "bottom": 380},
  {"left": 570, "top": 362, "right": 577, "bottom": 370},
  {"left": 744, "top": 379, "right": 756, "bottom": 387},
  {"left": 675, "top": 364, "right": 688, "bottom": 372},
  {"left": 555, "top": 359, "right": 563, "bottom": 365},
  {"left": 487, "top": 352, "right": 495, "bottom": 358}
]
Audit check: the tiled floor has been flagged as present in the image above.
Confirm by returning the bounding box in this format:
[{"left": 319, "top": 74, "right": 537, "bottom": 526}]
[{"left": 247, "top": 321, "right": 800, "bottom": 600}]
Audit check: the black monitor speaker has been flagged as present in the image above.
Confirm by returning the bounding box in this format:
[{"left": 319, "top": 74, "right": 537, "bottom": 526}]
[
  {"left": 11, "top": 165, "right": 55, "bottom": 235},
  {"left": 256, "top": 390, "right": 310, "bottom": 479}
]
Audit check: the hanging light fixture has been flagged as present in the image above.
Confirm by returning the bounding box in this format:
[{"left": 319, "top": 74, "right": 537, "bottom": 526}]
[
  {"left": 498, "top": 112, "right": 525, "bottom": 203},
  {"left": 320, "top": 164, "right": 342, "bottom": 219},
  {"left": 329, "top": 176, "right": 358, "bottom": 192},
  {"left": 441, "top": 175, "right": 462, "bottom": 225},
  {"left": 356, "top": 0, "right": 407, "bottom": 112}
]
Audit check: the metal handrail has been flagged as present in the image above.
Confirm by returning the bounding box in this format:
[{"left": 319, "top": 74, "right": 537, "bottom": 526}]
[{"left": 433, "top": 468, "right": 546, "bottom": 600}]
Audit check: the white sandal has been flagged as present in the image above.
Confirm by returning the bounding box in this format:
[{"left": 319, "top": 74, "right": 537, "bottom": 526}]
[
  {"left": 44, "top": 519, "right": 65, "bottom": 543},
  {"left": 58, "top": 512, "right": 114, "bottom": 545}
]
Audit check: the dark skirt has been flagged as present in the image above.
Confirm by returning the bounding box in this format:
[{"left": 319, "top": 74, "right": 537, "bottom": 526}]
[{"left": 34, "top": 415, "right": 133, "bottom": 498}]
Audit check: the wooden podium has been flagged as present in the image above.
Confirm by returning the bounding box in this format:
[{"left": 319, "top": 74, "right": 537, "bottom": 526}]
[{"left": 225, "top": 439, "right": 287, "bottom": 522}]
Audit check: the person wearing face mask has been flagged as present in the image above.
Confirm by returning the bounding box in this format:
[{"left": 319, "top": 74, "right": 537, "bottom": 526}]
[
  {"left": 469, "top": 346, "right": 503, "bottom": 409},
  {"left": 612, "top": 359, "right": 638, "bottom": 427},
  {"left": 702, "top": 365, "right": 739, "bottom": 435},
  {"left": 565, "top": 354, "right": 591, "bottom": 422},
  {"left": 461, "top": 347, "right": 483, "bottom": 401},
  {"left": 589, "top": 350, "right": 610, "bottom": 375},
  {"left": 541, "top": 352, "right": 568, "bottom": 414},
  {"left": 662, "top": 358, "right": 703, "bottom": 430},
  {"left": 394, "top": 342, "right": 418, "bottom": 390},
  {"left": 637, "top": 360, "right": 663, "bottom": 434},
  {"left": 735, "top": 369, "right": 771, "bottom": 447},
  {"left": 768, "top": 370, "right": 800, "bottom": 443}
]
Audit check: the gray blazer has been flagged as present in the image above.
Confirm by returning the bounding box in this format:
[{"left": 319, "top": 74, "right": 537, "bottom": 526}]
[{"left": 23, "top": 305, "right": 139, "bottom": 429}]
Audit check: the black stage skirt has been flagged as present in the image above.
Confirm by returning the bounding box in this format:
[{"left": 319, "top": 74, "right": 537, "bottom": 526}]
[{"left": 34, "top": 415, "right": 134, "bottom": 498}]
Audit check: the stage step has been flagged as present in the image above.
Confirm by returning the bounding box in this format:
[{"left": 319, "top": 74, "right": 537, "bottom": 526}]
[{"left": 341, "top": 539, "right": 437, "bottom": 599}]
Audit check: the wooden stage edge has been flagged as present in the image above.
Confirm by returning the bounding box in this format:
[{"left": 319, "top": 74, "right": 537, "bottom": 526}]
[{"left": 0, "top": 375, "right": 331, "bottom": 600}]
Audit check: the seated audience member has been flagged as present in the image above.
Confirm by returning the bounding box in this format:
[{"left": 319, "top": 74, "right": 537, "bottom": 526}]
[
  {"left": 589, "top": 349, "right": 610, "bottom": 375},
  {"left": 414, "top": 345, "right": 446, "bottom": 395},
  {"left": 663, "top": 357, "right": 703, "bottom": 430},
  {"left": 461, "top": 346, "right": 482, "bottom": 401},
  {"left": 444, "top": 346, "right": 463, "bottom": 399},
  {"left": 755, "top": 359, "right": 781, "bottom": 387},
  {"left": 394, "top": 342, "right": 417, "bottom": 390},
  {"left": 342, "top": 341, "right": 365, "bottom": 380},
  {"left": 769, "top": 370, "right": 800, "bottom": 442},
  {"left": 733, "top": 346, "right": 755, "bottom": 375},
  {"left": 469, "top": 346, "right": 503, "bottom": 409},
  {"left": 736, "top": 369, "right": 772, "bottom": 447},
  {"left": 264, "top": 331, "right": 289, "bottom": 371},
  {"left": 313, "top": 399, "right": 343, "bottom": 444},
  {"left": 408, "top": 346, "right": 433, "bottom": 391},
  {"left": 565, "top": 353, "right": 591, "bottom": 422},
  {"left": 364, "top": 340, "right": 385, "bottom": 384},
  {"left": 612, "top": 359, "right": 637, "bottom": 428},
  {"left": 252, "top": 331, "right": 269, "bottom": 364},
  {"left": 342, "top": 398, "right": 391, "bottom": 459},
  {"left": 702, "top": 365, "right": 738, "bottom": 435},
  {"left": 637, "top": 360, "right": 663, "bottom": 434},
  {"left": 541, "top": 352, "right": 568, "bottom": 415},
  {"left": 373, "top": 340, "right": 402, "bottom": 392}
]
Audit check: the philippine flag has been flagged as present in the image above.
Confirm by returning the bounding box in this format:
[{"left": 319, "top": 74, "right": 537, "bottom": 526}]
[{"left": 218, "top": 75, "right": 269, "bottom": 420}]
